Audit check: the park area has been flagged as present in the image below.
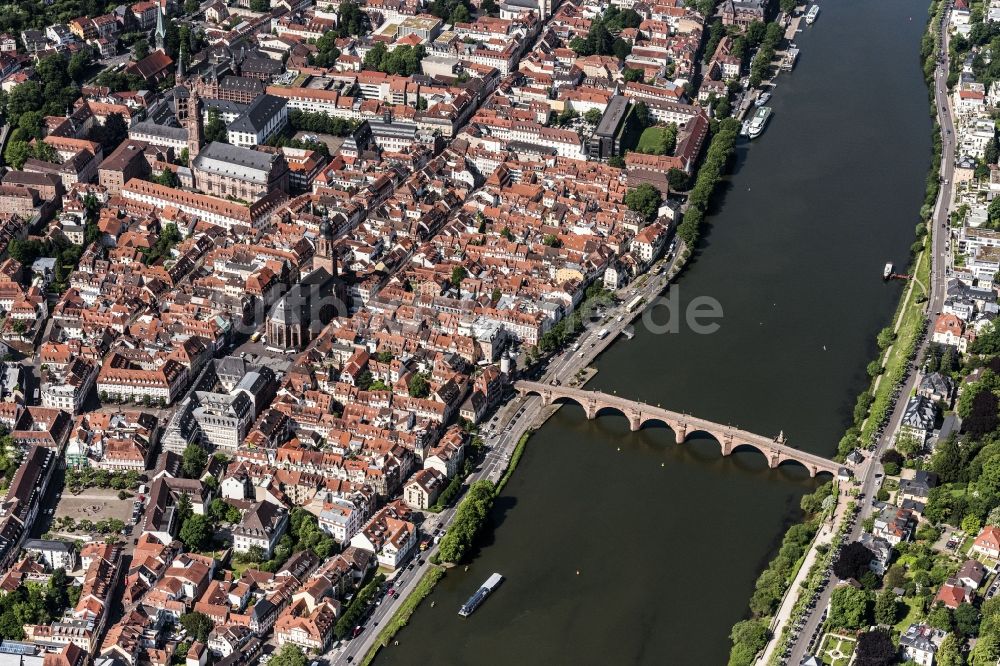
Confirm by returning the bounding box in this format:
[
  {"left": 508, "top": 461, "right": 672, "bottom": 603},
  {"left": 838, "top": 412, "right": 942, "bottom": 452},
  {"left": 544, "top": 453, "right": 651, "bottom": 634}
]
[{"left": 818, "top": 633, "right": 856, "bottom": 666}]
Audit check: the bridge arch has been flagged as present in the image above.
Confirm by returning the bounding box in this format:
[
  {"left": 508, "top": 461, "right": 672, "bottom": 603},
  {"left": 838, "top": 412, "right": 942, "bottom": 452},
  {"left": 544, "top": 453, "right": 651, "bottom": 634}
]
[
  {"left": 774, "top": 456, "right": 834, "bottom": 479},
  {"left": 680, "top": 428, "right": 732, "bottom": 451},
  {"left": 592, "top": 404, "right": 632, "bottom": 421},
  {"left": 634, "top": 416, "right": 675, "bottom": 432},
  {"left": 727, "top": 441, "right": 772, "bottom": 462}
]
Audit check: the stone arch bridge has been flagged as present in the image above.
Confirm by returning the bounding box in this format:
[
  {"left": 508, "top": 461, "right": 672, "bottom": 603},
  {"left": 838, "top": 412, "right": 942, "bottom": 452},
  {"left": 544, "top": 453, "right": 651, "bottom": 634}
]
[{"left": 514, "top": 381, "right": 846, "bottom": 478}]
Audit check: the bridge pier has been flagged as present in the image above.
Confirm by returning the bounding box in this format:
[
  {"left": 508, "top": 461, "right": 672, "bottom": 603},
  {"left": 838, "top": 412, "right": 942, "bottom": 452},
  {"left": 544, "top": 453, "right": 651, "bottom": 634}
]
[
  {"left": 673, "top": 425, "right": 686, "bottom": 444},
  {"left": 584, "top": 400, "right": 597, "bottom": 420},
  {"left": 629, "top": 411, "right": 641, "bottom": 432},
  {"left": 720, "top": 435, "right": 733, "bottom": 457}
]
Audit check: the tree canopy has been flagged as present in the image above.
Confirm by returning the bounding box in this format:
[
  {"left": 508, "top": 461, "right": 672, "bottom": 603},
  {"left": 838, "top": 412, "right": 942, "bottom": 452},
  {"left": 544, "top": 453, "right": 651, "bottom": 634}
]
[
  {"left": 832, "top": 541, "right": 875, "bottom": 581},
  {"left": 438, "top": 480, "right": 495, "bottom": 563},
  {"left": 568, "top": 7, "right": 640, "bottom": 59},
  {"left": 828, "top": 585, "right": 869, "bottom": 630},
  {"left": 179, "top": 611, "right": 214, "bottom": 643},
  {"left": 853, "top": 629, "right": 895, "bottom": 666},
  {"left": 624, "top": 184, "right": 662, "bottom": 222},
  {"left": 363, "top": 43, "right": 426, "bottom": 76},
  {"left": 268, "top": 644, "right": 307, "bottom": 666},
  {"left": 182, "top": 443, "right": 208, "bottom": 478}
]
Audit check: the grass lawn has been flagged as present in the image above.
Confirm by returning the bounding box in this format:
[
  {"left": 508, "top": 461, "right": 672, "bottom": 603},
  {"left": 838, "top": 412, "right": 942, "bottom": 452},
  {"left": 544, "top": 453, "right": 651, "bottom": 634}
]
[
  {"left": 819, "top": 634, "right": 856, "bottom": 666},
  {"left": 635, "top": 126, "right": 675, "bottom": 155},
  {"left": 894, "top": 596, "right": 924, "bottom": 634},
  {"left": 861, "top": 245, "right": 930, "bottom": 444}
]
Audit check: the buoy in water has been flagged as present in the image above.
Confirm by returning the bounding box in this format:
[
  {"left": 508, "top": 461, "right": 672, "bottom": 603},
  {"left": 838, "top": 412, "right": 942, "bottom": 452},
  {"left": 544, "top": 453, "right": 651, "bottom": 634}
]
[
  {"left": 576, "top": 570, "right": 580, "bottom": 575},
  {"left": 464, "top": 566, "right": 469, "bottom": 571}
]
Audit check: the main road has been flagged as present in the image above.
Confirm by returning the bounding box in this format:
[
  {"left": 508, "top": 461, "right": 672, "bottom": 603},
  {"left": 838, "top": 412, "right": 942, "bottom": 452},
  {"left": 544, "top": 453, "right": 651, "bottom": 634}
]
[{"left": 784, "top": 5, "right": 953, "bottom": 663}]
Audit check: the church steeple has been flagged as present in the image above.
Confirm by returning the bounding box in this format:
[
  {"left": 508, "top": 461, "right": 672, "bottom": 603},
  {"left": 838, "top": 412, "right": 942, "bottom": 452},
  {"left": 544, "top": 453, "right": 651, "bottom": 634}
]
[
  {"left": 176, "top": 48, "right": 185, "bottom": 83},
  {"left": 154, "top": 3, "right": 166, "bottom": 51}
]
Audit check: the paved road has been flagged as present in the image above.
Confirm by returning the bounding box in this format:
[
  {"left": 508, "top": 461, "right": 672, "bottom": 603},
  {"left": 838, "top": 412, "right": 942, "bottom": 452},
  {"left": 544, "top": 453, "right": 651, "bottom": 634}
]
[{"left": 783, "top": 8, "right": 954, "bottom": 664}]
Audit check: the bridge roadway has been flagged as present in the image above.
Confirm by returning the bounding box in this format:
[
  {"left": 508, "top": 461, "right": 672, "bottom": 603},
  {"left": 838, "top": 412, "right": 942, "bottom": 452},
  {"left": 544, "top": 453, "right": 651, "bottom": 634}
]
[{"left": 515, "top": 381, "right": 847, "bottom": 477}]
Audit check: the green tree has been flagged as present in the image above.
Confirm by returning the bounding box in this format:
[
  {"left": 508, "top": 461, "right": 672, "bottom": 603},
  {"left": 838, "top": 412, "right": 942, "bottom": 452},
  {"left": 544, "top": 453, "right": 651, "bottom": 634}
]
[
  {"left": 408, "top": 373, "right": 430, "bottom": 399},
  {"left": 3, "top": 141, "right": 30, "bottom": 169},
  {"left": 208, "top": 498, "right": 228, "bottom": 522},
  {"left": 622, "top": 67, "right": 643, "bottom": 82},
  {"left": 894, "top": 432, "right": 924, "bottom": 458},
  {"left": 876, "top": 326, "right": 895, "bottom": 350},
  {"left": 134, "top": 38, "right": 149, "bottom": 61},
  {"left": 873, "top": 590, "right": 898, "bottom": 626},
  {"left": 250, "top": 0, "right": 269, "bottom": 9},
  {"left": 828, "top": 585, "right": 869, "bottom": 630},
  {"left": 179, "top": 611, "right": 214, "bottom": 643},
  {"left": 728, "top": 619, "right": 769, "bottom": 666},
  {"left": 933, "top": 435, "right": 965, "bottom": 483},
  {"left": 955, "top": 601, "right": 981, "bottom": 637},
  {"left": 854, "top": 629, "right": 896, "bottom": 666},
  {"left": 90, "top": 112, "right": 129, "bottom": 151},
  {"left": 449, "top": 3, "right": 470, "bottom": 23},
  {"left": 182, "top": 443, "right": 207, "bottom": 478},
  {"left": 179, "top": 514, "right": 212, "bottom": 551},
  {"left": 438, "top": 480, "right": 495, "bottom": 563},
  {"left": 929, "top": 603, "right": 953, "bottom": 631},
  {"left": 937, "top": 633, "right": 964, "bottom": 666},
  {"left": 268, "top": 644, "right": 306, "bottom": 666},
  {"left": 450, "top": 265, "right": 467, "bottom": 289},
  {"left": 963, "top": 513, "right": 983, "bottom": 536},
  {"left": 584, "top": 108, "right": 603, "bottom": 124},
  {"left": 667, "top": 167, "right": 689, "bottom": 191},
  {"left": 624, "top": 183, "right": 662, "bottom": 222},
  {"left": 204, "top": 108, "right": 228, "bottom": 143},
  {"left": 884, "top": 564, "right": 906, "bottom": 590},
  {"left": 155, "top": 169, "right": 179, "bottom": 187}
]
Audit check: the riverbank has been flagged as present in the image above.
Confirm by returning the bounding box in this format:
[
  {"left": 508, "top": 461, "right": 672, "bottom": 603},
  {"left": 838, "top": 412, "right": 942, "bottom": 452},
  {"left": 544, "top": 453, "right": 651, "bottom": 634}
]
[
  {"left": 729, "top": 1, "right": 945, "bottom": 662},
  {"left": 494, "top": 431, "right": 530, "bottom": 494},
  {"left": 361, "top": 566, "right": 445, "bottom": 666}
]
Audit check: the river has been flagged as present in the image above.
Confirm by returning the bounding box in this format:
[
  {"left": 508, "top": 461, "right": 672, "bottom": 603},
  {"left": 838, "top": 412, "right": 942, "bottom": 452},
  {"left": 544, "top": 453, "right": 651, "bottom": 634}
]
[{"left": 376, "top": 0, "right": 932, "bottom": 663}]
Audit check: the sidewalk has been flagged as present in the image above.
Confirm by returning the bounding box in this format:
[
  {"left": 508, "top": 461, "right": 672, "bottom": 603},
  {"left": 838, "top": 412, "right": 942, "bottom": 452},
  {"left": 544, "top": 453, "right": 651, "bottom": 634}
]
[{"left": 756, "top": 492, "right": 845, "bottom": 665}]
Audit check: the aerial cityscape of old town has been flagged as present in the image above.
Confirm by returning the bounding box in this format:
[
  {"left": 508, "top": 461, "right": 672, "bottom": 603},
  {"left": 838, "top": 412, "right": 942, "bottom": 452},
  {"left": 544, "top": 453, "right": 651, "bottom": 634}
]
[{"left": 0, "top": 0, "right": 989, "bottom": 661}]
